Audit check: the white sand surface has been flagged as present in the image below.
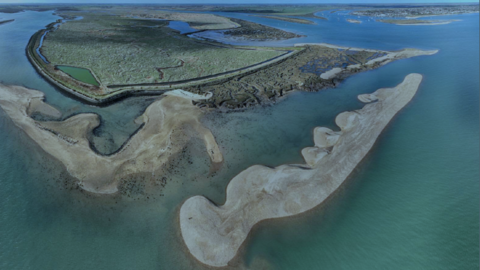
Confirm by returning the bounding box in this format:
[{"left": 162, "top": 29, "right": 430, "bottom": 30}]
[
  {"left": 0, "top": 85, "right": 222, "bottom": 194},
  {"left": 179, "top": 74, "right": 424, "bottom": 267}
]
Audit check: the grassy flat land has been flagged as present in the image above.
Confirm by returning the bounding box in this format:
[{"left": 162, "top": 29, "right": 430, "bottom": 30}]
[{"left": 39, "top": 12, "right": 287, "bottom": 93}]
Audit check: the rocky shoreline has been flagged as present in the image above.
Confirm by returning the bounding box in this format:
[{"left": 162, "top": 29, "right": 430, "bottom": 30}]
[{"left": 179, "top": 73, "right": 424, "bottom": 267}]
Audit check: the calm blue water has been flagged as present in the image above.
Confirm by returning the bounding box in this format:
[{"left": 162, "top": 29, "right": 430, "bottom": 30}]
[
  {"left": 0, "top": 8, "right": 478, "bottom": 270},
  {"left": 168, "top": 20, "right": 198, "bottom": 34}
]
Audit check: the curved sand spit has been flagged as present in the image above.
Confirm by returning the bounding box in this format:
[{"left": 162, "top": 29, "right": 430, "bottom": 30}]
[
  {"left": 180, "top": 73, "right": 423, "bottom": 267},
  {"left": 0, "top": 87, "right": 222, "bottom": 194}
]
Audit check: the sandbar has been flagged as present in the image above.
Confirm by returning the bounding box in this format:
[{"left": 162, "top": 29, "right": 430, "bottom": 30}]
[
  {"left": 320, "top": 67, "right": 342, "bottom": 79},
  {"left": 179, "top": 73, "right": 423, "bottom": 267},
  {"left": 378, "top": 19, "right": 460, "bottom": 25},
  {"left": 364, "top": 48, "right": 438, "bottom": 66},
  {"left": 0, "top": 86, "right": 223, "bottom": 194},
  {"left": 347, "top": 19, "right": 362, "bottom": 24}
]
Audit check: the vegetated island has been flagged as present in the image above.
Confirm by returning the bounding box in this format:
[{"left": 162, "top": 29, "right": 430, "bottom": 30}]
[
  {"left": 377, "top": 19, "right": 460, "bottom": 25},
  {"left": 179, "top": 73, "right": 423, "bottom": 267},
  {"left": 218, "top": 17, "right": 303, "bottom": 40},
  {"left": 0, "top": 19, "right": 15, "bottom": 25},
  {"left": 26, "top": 8, "right": 437, "bottom": 108},
  {"left": 347, "top": 19, "right": 362, "bottom": 24},
  {"left": 0, "top": 84, "right": 222, "bottom": 194}
]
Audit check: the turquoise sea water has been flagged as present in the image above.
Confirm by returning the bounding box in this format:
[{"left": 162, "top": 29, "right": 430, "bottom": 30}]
[{"left": 0, "top": 9, "right": 478, "bottom": 270}]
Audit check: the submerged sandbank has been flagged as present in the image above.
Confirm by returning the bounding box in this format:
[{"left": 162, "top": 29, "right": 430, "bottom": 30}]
[
  {"left": 179, "top": 73, "right": 424, "bottom": 267},
  {"left": 0, "top": 19, "right": 15, "bottom": 25},
  {"left": 0, "top": 86, "right": 222, "bottom": 194}
]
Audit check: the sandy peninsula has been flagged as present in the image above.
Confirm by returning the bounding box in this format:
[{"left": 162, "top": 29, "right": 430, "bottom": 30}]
[
  {"left": 378, "top": 19, "right": 460, "bottom": 25},
  {"left": 179, "top": 73, "right": 423, "bottom": 267},
  {"left": 347, "top": 19, "right": 362, "bottom": 24},
  {"left": 0, "top": 85, "right": 222, "bottom": 194}
]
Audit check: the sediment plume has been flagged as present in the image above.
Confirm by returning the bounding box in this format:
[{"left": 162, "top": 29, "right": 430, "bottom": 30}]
[
  {"left": 0, "top": 86, "right": 222, "bottom": 194},
  {"left": 179, "top": 73, "right": 423, "bottom": 267}
]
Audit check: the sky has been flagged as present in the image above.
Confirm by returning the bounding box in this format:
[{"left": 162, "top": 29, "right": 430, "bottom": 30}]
[{"left": 0, "top": 0, "right": 478, "bottom": 4}]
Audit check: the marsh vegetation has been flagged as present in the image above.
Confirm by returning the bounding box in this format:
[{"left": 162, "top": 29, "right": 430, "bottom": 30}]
[
  {"left": 188, "top": 46, "right": 389, "bottom": 109},
  {"left": 41, "top": 13, "right": 284, "bottom": 87},
  {"left": 24, "top": 5, "right": 436, "bottom": 106},
  {"left": 222, "top": 18, "right": 304, "bottom": 40}
]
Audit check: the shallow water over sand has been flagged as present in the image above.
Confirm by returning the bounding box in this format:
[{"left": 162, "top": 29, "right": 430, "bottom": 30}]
[{"left": 0, "top": 9, "right": 478, "bottom": 270}]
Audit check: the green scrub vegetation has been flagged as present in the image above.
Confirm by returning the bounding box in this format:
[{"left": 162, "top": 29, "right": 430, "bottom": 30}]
[{"left": 41, "top": 13, "right": 284, "bottom": 87}]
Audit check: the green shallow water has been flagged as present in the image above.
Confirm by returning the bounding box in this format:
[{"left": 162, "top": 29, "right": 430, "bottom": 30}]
[
  {"left": 0, "top": 9, "right": 478, "bottom": 270},
  {"left": 57, "top": 65, "right": 100, "bottom": 86}
]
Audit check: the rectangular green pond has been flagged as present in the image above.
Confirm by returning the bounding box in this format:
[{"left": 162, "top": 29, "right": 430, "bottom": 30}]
[{"left": 57, "top": 65, "right": 99, "bottom": 86}]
